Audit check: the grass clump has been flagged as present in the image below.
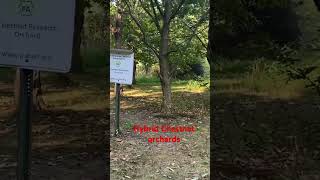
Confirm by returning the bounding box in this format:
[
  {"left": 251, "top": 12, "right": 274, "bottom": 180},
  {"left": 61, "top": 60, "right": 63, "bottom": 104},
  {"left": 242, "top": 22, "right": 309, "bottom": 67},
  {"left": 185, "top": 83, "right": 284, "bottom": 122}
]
[
  {"left": 240, "top": 58, "right": 307, "bottom": 98},
  {"left": 136, "top": 75, "right": 160, "bottom": 84},
  {"left": 186, "top": 78, "right": 210, "bottom": 91}
]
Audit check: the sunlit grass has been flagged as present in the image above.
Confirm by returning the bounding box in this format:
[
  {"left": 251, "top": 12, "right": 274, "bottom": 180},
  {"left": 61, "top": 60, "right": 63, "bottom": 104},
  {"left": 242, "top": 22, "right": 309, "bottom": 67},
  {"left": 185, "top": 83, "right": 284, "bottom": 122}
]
[
  {"left": 43, "top": 84, "right": 106, "bottom": 111},
  {"left": 109, "top": 78, "right": 210, "bottom": 116},
  {"left": 214, "top": 53, "right": 320, "bottom": 99}
]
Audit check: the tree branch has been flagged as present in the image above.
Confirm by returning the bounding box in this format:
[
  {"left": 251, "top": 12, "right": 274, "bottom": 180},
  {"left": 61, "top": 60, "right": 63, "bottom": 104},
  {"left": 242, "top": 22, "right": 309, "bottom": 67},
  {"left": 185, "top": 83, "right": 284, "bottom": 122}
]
[
  {"left": 124, "top": 1, "right": 160, "bottom": 58},
  {"left": 170, "top": 0, "right": 186, "bottom": 21},
  {"left": 148, "top": 0, "right": 162, "bottom": 31},
  {"left": 182, "top": 20, "right": 208, "bottom": 50},
  {"left": 138, "top": 0, "right": 161, "bottom": 31},
  {"left": 152, "top": 0, "right": 164, "bottom": 16}
]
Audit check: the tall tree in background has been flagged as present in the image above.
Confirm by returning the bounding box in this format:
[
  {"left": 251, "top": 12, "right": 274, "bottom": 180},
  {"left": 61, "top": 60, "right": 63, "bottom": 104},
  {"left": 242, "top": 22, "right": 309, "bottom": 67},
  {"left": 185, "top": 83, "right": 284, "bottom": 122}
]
[
  {"left": 71, "top": 0, "right": 87, "bottom": 73},
  {"left": 123, "top": 0, "right": 207, "bottom": 112},
  {"left": 113, "top": 3, "right": 123, "bottom": 49}
]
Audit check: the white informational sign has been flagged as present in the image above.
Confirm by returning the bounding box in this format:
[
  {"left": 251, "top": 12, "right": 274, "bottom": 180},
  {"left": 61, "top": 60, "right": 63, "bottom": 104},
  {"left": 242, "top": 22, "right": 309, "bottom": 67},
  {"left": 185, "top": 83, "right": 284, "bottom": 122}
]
[
  {"left": 0, "top": 0, "right": 76, "bottom": 73},
  {"left": 110, "top": 51, "right": 134, "bottom": 85}
]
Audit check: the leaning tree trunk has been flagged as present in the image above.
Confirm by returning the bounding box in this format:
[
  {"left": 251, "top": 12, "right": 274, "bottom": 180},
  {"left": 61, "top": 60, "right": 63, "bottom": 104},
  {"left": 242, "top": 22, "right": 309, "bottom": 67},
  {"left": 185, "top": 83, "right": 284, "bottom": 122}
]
[{"left": 159, "top": 1, "right": 172, "bottom": 113}]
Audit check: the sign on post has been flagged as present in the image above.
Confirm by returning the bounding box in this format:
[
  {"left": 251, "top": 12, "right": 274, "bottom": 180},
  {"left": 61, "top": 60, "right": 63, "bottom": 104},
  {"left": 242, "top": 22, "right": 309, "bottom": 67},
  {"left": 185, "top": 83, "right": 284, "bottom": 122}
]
[
  {"left": 110, "top": 49, "right": 134, "bottom": 85},
  {"left": 110, "top": 49, "right": 134, "bottom": 135},
  {"left": 0, "top": 0, "right": 76, "bottom": 72},
  {"left": 0, "top": 1, "right": 77, "bottom": 179}
]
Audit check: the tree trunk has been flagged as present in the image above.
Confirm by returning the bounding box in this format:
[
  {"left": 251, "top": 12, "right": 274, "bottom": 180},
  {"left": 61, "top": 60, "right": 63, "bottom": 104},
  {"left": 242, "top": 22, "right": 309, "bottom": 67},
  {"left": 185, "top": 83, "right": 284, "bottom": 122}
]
[
  {"left": 71, "top": 0, "right": 85, "bottom": 73},
  {"left": 159, "top": 0, "right": 172, "bottom": 113},
  {"left": 207, "top": 0, "right": 214, "bottom": 67},
  {"left": 159, "top": 56, "right": 172, "bottom": 112},
  {"left": 144, "top": 64, "right": 150, "bottom": 75},
  {"left": 113, "top": 2, "right": 123, "bottom": 92},
  {"left": 114, "top": 4, "right": 123, "bottom": 49}
]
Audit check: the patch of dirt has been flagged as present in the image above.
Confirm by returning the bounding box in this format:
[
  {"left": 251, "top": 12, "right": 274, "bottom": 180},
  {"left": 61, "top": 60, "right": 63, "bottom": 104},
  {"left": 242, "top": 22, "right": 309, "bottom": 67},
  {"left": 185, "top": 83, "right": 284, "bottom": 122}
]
[
  {"left": 110, "top": 106, "right": 210, "bottom": 179},
  {"left": 0, "top": 82, "right": 107, "bottom": 179}
]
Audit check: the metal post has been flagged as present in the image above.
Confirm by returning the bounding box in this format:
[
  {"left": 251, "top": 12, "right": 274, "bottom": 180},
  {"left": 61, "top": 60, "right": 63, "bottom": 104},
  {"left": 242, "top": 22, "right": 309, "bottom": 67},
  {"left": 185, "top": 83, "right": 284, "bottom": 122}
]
[
  {"left": 114, "top": 83, "right": 121, "bottom": 136},
  {"left": 17, "top": 69, "right": 33, "bottom": 180}
]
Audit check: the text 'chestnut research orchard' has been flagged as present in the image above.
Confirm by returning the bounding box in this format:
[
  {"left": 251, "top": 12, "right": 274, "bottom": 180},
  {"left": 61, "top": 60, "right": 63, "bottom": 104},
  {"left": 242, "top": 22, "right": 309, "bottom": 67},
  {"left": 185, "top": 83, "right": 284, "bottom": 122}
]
[
  {"left": 0, "top": 0, "right": 76, "bottom": 73},
  {"left": 110, "top": 53, "right": 134, "bottom": 85}
]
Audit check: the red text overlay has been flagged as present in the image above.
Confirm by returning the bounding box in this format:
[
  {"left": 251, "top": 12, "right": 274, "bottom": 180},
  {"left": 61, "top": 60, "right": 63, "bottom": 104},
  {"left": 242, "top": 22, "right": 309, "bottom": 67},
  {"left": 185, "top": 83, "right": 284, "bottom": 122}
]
[{"left": 132, "top": 124, "right": 196, "bottom": 143}]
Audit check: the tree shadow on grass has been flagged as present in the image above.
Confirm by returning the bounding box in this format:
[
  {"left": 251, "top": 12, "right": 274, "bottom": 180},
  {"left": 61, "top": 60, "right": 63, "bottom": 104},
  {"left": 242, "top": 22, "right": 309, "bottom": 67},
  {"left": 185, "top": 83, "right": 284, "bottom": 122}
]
[{"left": 114, "top": 90, "right": 210, "bottom": 118}]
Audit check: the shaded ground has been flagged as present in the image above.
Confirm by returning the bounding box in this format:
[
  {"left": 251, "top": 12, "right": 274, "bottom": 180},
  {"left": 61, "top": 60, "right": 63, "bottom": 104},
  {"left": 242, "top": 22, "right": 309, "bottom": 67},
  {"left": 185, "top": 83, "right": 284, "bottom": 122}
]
[
  {"left": 0, "top": 73, "right": 107, "bottom": 179},
  {"left": 110, "top": 83, "right": 210, "bottom": 180},
  {"left": 212, "top": 51, "right": 320, "bottom": 179},
  {"left": 212, "top": 91, "right": 320, "bottom": 179}
]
